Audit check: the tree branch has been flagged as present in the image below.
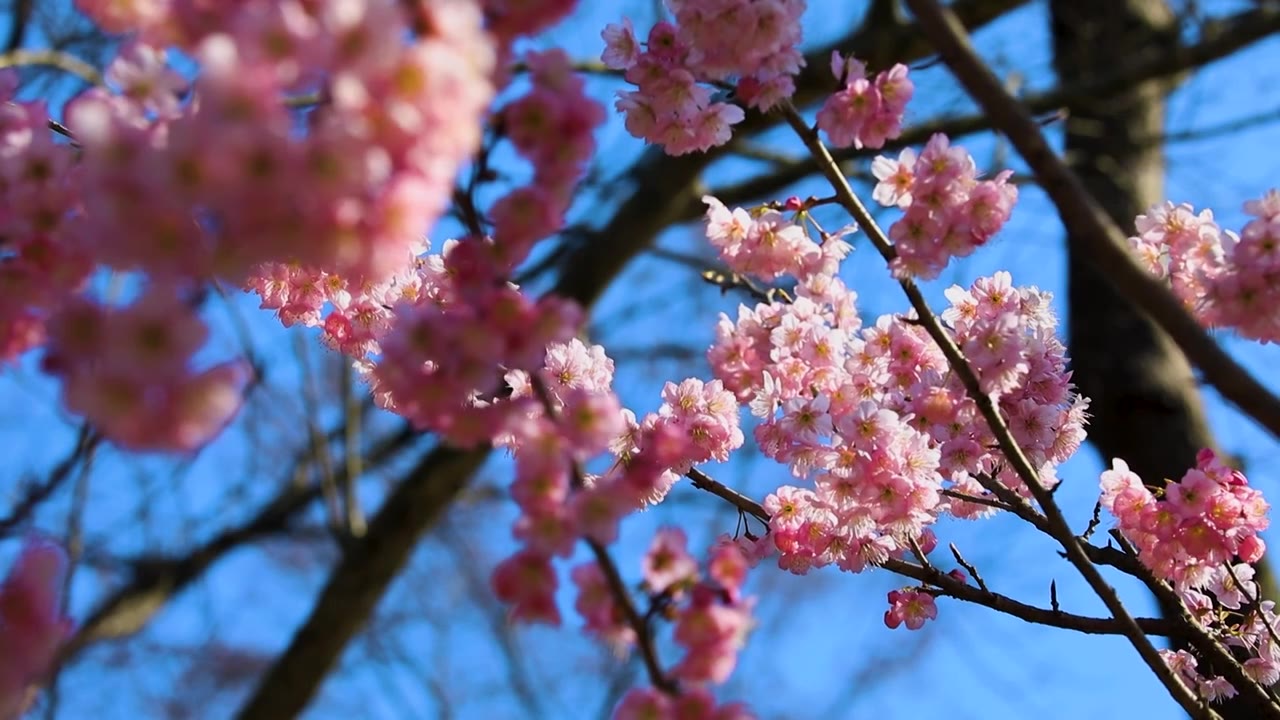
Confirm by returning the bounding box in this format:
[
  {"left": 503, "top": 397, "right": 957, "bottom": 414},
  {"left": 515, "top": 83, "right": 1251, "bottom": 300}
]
[
  {"left": 60, "top": 423, "right": 415, "bottom": 658},
  {"left": 234, "top": 442, "right": 489, "bottom": 720},
  {"left": 5, "top": 0, "right": 32, "bottom": 54},
  {"left": 0, "top": 48, "right": 103, "bottom": 86},
  {"left": 901, "top": 0, "right": 1280, "bottom": 444}
]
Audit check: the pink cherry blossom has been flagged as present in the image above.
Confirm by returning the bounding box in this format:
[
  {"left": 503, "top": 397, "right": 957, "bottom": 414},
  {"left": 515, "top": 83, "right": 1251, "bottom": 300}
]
[
  {"left": 870, "top": 134, "right": 1017, "bottom": 279},
  {"left": 604, "top": 1, "right": 804, "bottom": 154},
  {"left": 883, "top": 588, "right": 937, "bottom": 630},
  {"left": 643, "top": 528, "right": 700, "bottom": 593},
  {"left": 817, "top": 53, "right": 912, "bottom": 150},
  {"left": 1129, "top": 191, "right": 1280, "bottom": 343}
]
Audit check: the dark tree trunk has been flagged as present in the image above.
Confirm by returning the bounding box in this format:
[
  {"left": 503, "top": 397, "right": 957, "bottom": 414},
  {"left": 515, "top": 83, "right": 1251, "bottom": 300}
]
[{"left": 1050, "top": 1, "right": 1273, "bottom": 715}]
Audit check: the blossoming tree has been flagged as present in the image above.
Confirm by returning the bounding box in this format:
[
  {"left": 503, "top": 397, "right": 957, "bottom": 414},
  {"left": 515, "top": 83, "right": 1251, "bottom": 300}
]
[{"left": 3, "top": 0, "right": 1280, "bottom": 718}]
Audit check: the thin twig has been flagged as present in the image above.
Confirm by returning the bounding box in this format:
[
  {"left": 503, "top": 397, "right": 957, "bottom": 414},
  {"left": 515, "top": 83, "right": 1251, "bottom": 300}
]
[
  {"left": 949, "top": 543, "right": 988, "bottom": 592},
  {"left": 0, "top": 425, "right": 98, "bottom": 538},
  {"left": 940, "top": 487, "right": 1018, "bottom": 515},
  {"left": 293, "top": 334, "right": 343, "bottom": 540},
  {"left": 341, "top": 360, "right": 366, "bottom": 537},
  {"left": 907, "top": 536, "right": 930, "bottom": 565},
  {"left": 1081, "top": 500, "right": 1105, "bottom": 542},
  {"left": 44, "top": 440, "right": 95, "bottom": 720},
  {"left": 1225, "top": 562, "right": 1280, "bottom": 652},
  {"left": 699, "top": 269, "right": 776, "bottom": 304},
  {"left": 585, "top": 538, "right": 677, "bottom": 694}
]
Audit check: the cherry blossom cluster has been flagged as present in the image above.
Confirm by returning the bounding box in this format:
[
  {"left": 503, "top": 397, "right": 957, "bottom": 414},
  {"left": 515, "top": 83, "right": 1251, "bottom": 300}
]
[
  {"left": 247, "top": 43, "right": 606, "bottom": 366},
  {"left": 369, "top": 246, "right": 584, "bottom": 447},
  {"left": 0, "top": 0, "right": 505, "bottom": 450},
  {"left": 41, "top": 288, "right": 250, "bottom": 452},
  {"left": 702, "top": 199, "right": 1088, "bottom": 575},
  {"left": 1100, "top": 448, "right": 1267, "bottom": 592},
  {"left": 1234, "top": 601, "right": 1280, "bottom": 689},
  {"left": 613, "top": 687, "right": 753, "bottom": 720},
  {"left": 69, "top": 1, "right": 495, "bottom": 286},
  {"left": 491, "top": 415, "right": 629, "bottom": 624},
  {"left": 1161, "top": 591, "right": 1280, "bottom": 701},
  {"left": 476, "top": 335, "right": 756, "bottom": 719},
  {"left": 491, "top": 48, "right": 607, "bottom": 271},
  {"left": 0, "top": 538, "right": 73, "bottom": 720},
  {"left": 601, "top": 0, "right": 806, "bottom": 155},
  {"left": 606, "top": 377, "right": 746, "bottom": 505},
  {"left": 1160, "top": 649, "right": 1237, "bottom": 704},
  {"left": 602, "top": 530, "right": 755, "bottom": 718},
  {"left": 246, "top": 239, "right": 443, "bottom": 359},
  {"left": 484, "top": 1, "right": 579, "bottom": 47},
  {"left": 703, "top": 196, "right": 852, "bottom": 282},
  {"left": 815, "top": 52, "right": 913, "bottom": 151},
  {"left": 1100, "top": 449, "right": 1278, "bottom": 701},
  {"left": 883, "top": 587, "right": 939, "bottom": 630},
  {"left": 1128, "top": 191, "right": 1280, "bottom": 343},
  {"left": 871, "top": 134, "right": 1018, "bottom": 279},
  {"left": 490, "top": 341, "right": 626, "bottom": 627},
  {"left": 492, "top": 341, "right": 744, "bottom": 625},
  {"left": 0, "top": 80, "right": 91, "bottom": 364}
]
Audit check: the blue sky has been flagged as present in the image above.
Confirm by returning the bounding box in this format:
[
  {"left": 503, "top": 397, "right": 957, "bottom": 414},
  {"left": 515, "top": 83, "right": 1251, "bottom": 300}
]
[{"left": 4, "top": 1, "right": 1280, "bottom": 718}]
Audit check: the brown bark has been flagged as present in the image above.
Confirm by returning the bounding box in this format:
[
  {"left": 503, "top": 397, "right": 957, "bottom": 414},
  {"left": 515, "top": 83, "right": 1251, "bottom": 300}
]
[
  {"left": 1050, "top": 2, "right": 1272, "bottom": 715},
  {"left": 1050, "top": 0, "right": 1208, "bottom": 494}
]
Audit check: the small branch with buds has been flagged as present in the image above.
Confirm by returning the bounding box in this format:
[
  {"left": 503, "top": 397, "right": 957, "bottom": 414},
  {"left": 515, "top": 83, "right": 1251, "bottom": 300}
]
[
  {"left": 682, "top": 468, "right": 1178, "bottom": 639},
  {"left": 699, "top": 269, "right": 790, "bottom": 304},
  {"left": 948, "top": 543, "right": 988, "bottom": 592}
]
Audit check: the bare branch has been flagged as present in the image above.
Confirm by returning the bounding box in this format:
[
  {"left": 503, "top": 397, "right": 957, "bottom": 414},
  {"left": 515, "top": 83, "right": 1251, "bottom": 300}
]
[
  {"left": 61, "top": 423, "right": 415, "bottom": 657},
  {"left": 0, "top": 424, "right": 98, "bottom": 538}
]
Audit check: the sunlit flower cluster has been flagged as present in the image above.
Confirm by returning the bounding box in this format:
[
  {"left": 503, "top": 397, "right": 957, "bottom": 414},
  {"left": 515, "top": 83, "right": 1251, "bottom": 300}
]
[
  {"left": 601, "top": 0, "right": 806, "bottom": 155},
  {"left": 1129, "top": 191, "right": 1280, "bottom": 342},
  {"left": 816, "top": 51, "right": 913, "bottom": 150},
  {"left": 871, "top": 134, "right": 1018, "bottom": 279}
]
